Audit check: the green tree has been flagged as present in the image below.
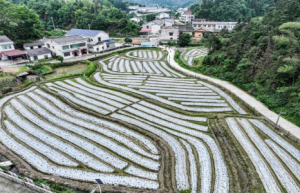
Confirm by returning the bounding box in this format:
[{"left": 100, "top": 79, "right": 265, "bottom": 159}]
[
  {"left": 57, "top": 56, "right": 64, "bottom": 63},
  {"left": 124, "top": 37, "right": 132, "bottom": 43},
  {"left": 146, "top": 13, "right": 156, "bottom": 22},
  {"left": 178, "top": 34, "right": 192, "bottom": 47}
]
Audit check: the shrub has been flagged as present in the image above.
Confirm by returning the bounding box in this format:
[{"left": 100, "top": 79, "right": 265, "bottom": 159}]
[
  {"left": 2, "top": 87, "right": 12, "bottom": 94},
  {"left": 57, "top": 56, "right": 64, "bottom": 63}
]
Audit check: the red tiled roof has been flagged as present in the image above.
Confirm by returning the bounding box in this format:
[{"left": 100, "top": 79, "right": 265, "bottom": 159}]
[
  {"left": 140, "top": 29, "right": 151, "bottom": 32},
  {"left": 2, "top": 49, "right": 25, "bottom": 56}
]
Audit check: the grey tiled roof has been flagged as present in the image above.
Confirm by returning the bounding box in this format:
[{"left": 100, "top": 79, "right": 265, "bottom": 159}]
[
  {"left": 48, "top": 35, "right": 85, "bottom": 44},
  {"left": 25, "top": 47, "right": 52, "bottom": 57},
  {"left": 0, "top": 35, "right": 13, "bottom": 43},
  {"left": 66, "top": 29, "right": 106, "bottom": 37},
  {"left": 24, "top": 41, "right": 45, "bottom": 47}
]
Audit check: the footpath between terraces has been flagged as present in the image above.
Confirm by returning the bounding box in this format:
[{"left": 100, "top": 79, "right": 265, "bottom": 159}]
[{"left": 166, "top": 46, "right": 300, "bottom": 140}]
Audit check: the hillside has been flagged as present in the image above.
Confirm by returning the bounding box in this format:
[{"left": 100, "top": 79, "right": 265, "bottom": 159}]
[
  {"left": 190, "top": 0, "right": 273, "bottom": 21},
  {"left": 0, "top": 0, "right": 140, "bottom": 47},
  {"left": 196, "top": 0, "right": 300, "bottom": 126}
]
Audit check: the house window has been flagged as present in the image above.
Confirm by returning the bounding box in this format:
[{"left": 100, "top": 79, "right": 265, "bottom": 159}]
[
  {"left": 64, "top": 52, "right": 71, "bottom": 57},
  {"left": 170, "top": 38, "right": 173, "bottom": 40},
  {"left": 91, "top": 39, "right": 93, "bottom": 41},
  {"left": 70, "top": 44, "right": 79, "bottom": 49},
  {"left": 1, "top": 45, "right": 12, "bottom": 50},
  {"left": 52, "top": 46, "right": 54, "bottom": 49},
  {"left": 98, "top": 37, "right": 101, "bottom": 42},
  {"left": 102, "top": 46, "right": 104, "bottom": 49},
  {"left": 78, "top": 43, "right": 86, "bottom": 47},
  {"left": 87, "top": 38, "right": 91, "bottom": 42},
  {"left": 147, "top": 26, "right": 149, "bottom": 29},
  {"left": 208, "top": 25, "right": 211, "bottom": 27},
  {"left": 30, "top": 46, "right": 33, "bottom": 49},
  {"left": 169, "top": 32, "right": 173, "bottom": 36},
  {"left": 38, "top": 46, "right": 42, "bottom": 48},
  {"left": 47, "top": 44, "right": 50, "bottom": 48},
  {"left": 34, "top": 56, "right": 38, "bottom": 60},
  {"left": 44, "top": 55, "right": 49, "bottom": 59},
  {"left": 107, "top": 44, "right": 110, "bottom": 48},
  {"left": 62, "top": 45, "right": 69, "bottom": 50},
  {"left": 97, "top": 48, "right": 99, "bottom": 51}
]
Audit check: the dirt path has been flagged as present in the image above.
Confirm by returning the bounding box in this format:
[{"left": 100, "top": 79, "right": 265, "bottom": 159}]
[{"left": 166, "top": 47, "right": 300, "bottom": 140}]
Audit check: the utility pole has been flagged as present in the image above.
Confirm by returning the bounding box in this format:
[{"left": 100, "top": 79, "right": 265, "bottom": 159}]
[{"left": 51, "top": 17, "right": 56, "bottom": 30}]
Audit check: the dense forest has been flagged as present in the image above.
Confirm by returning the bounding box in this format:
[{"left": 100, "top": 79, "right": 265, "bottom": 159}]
[
  {"left": 0, "top": 0, "right": 141, "bottom": 47},
  {"left": 197, "top": 0, "right": 300, "bottom": 126},
  {"left": 191, "top": 0, "right": 274, "bottom": 21}
]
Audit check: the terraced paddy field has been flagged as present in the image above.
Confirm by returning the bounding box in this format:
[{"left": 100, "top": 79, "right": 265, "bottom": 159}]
[
  {"left": 182, "top": 48, "right": 209, "bottom": 66},
  {"left": 1, "top": 48, "right": 300, "bottom": 193}
]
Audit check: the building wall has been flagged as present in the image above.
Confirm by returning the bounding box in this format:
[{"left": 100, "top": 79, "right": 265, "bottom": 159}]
[
  {"left": 44, "top": 39, "right": 88, "bottom": 59},
  {"left": 142, "top": 22, "right": 154, "bottom": 30},
  {"left": 193, "top": 31, "right": 204, "bottom": 38},
  {"left": 106, "top": 43, "right": 116, "bottom": 50},
  {"left": 29, "top": 53, "right": 52, "bottom": 61},
  {"left": 180, "top": 15, "right": 195, "bottom": 22},
  {"left": 91, "top": 43, "right": 107, "bottom": 52},
  {"left": 151, "top": 25, "right": 161, "bottom": 34},
  {"left": 160, "top": 28, "right": 179, "bottom": 41}
]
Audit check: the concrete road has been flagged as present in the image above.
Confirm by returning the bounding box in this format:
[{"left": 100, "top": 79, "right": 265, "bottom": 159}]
[
  {"left": 167, "top": 47, "right": 300, "bottom": 140},
  {"left": 0, "top": 176, "right": 37, "bottom": 193}
]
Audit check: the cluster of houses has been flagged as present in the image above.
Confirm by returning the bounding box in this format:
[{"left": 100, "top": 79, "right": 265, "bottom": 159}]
[
  {"left": 139, "top": 14, "right": 237, "bottom": 45},
  {"left": 0, "top": 29, "right": 118, "bottom": 61}
]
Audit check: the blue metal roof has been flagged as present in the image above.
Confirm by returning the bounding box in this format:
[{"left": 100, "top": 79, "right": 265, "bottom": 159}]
[
  {"left": 66, "top": 29, "right": 104, "bottom": 37},
  {"left": 102, "top": 39, "right": 116, "bottom": 44}
]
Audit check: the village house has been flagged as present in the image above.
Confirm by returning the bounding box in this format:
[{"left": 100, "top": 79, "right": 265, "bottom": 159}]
[
  {"left": 44, "top": 35, "right": 88, "bottom": 59},
  {"left": 156, "top": 12, "right": 170, "bottom": 20},
  {"left": 23, "top": 42, "right": 45, "bottom": 50},
  {"left": 177, "top": 7, "right": 188, "bottom": 15},
  {"left": 0, "top": 35, "right": 26, "bottom": 61},
  {"left": 159, "top": 26, "right": 179, "bottom": 44},
  {"left": 66, "top": 29, "right": 109, "bottom": 53},
  {"left": 141, "top": 20, "right": 173, "bottom": 35},
  {"left": 179, "top": 11, "right": 195, "bottom": 23},
  {"left": 24, "top": 47, "right": 52, "bottom": 61},
  {"left": 192, "top": 21, "right": 237, "bottom": 32},
  {"left": 178, "top": 25, "right": 194, "bottom": 36}
]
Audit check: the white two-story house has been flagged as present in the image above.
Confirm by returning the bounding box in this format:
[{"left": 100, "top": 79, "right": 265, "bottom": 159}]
[
  {"left": 179, "top": 11, "right": 195, "bottom": 23},
  {"left": 0, "top": 35, "right": 26, "bottom": 61},
  {"left": 44, "top": 35, "right": 88, "bottom": 59},
  {"left": 66, "top": 29, "right": 109, "bottom": 53}
]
